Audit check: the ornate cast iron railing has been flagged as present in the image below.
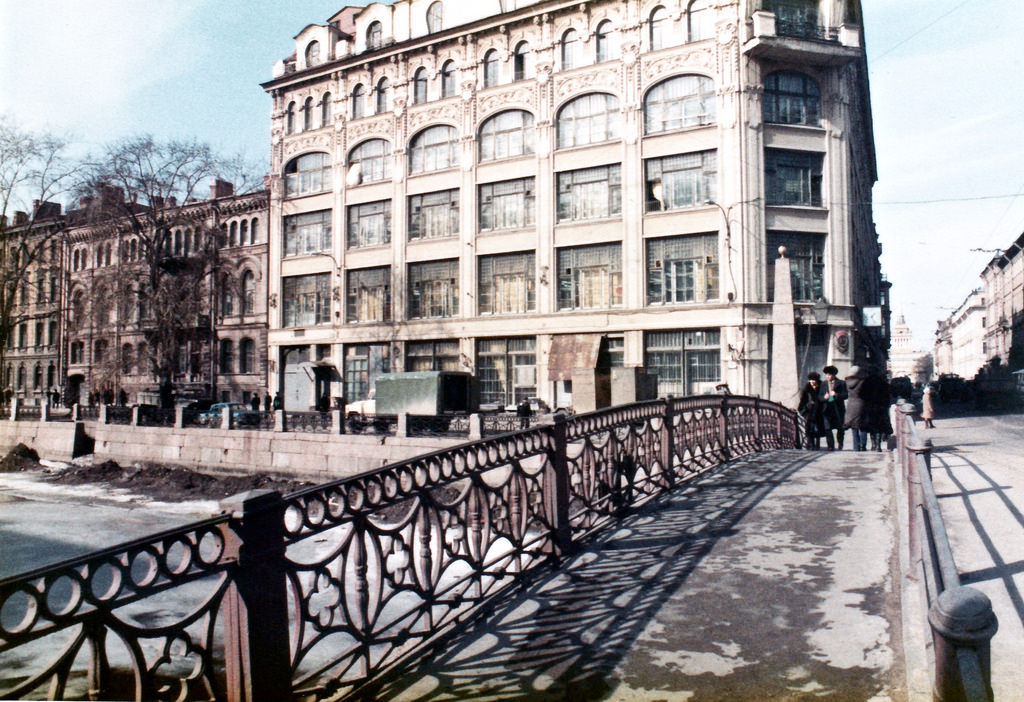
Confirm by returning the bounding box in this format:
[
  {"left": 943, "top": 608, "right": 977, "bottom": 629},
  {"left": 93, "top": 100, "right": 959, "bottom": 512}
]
[{"left": 0, "top": 396, "right": 798, "bottom": 701}]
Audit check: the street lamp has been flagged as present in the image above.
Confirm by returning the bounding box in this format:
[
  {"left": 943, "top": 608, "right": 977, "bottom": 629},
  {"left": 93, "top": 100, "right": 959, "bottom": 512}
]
[{"left": 812, "top": 297, "right": 830, "bottom": 324}]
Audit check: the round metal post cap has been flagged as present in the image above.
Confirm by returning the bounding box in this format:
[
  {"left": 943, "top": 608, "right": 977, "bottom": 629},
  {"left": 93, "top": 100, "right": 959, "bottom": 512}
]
[{"left": 928, "top": 586, "right": 998, "bottom": 642}]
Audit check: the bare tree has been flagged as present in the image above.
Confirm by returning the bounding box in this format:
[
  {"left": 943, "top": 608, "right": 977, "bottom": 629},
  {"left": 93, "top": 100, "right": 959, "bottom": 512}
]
[
  {"left": 78, "top": 136, "right": 254, "bottom": 406},
  {"left": 0, "top": 117, "right": 78, "bottom": 386}
]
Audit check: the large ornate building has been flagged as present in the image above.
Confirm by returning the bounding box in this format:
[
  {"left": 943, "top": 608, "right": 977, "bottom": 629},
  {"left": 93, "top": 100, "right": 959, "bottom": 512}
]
[{"left": 262, "top": 0, "right": 887, "bottom": 410}]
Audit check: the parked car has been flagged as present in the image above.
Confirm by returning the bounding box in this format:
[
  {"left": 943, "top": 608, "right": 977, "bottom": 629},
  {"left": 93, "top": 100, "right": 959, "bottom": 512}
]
[{"left": 198, "top": 402, "right": 260, "bottom": 427}]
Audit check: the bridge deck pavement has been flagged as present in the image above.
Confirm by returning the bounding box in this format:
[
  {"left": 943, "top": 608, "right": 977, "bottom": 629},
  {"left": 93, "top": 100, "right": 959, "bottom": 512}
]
[{"left": 372, "top": 449, "right": 907, "bottom": 701}]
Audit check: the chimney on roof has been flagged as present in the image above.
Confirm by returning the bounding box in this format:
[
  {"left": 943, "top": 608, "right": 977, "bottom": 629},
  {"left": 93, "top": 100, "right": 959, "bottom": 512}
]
[
  {"left": 14, "top": 211, "right": 28, "bottom": 225},
  {"left": 210, "top": 179, "right": 234, "bottom": 200},
  {"left": 151, "top": 196, "right": 164, "bottom": 210},
  {"left": 33, "top": 201, "right": 61, "bottom": 219}
]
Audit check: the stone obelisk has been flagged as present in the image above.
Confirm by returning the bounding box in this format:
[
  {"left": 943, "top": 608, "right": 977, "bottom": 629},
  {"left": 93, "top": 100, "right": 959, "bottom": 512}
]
[{"left": 770, "top": 247, "right": 800, "bottom": 408}]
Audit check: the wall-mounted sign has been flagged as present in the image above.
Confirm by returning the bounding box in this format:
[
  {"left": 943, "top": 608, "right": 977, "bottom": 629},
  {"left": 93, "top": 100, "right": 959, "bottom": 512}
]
[
  {"left": 862, "top": 306, "right": 882, "bottom": 327},
  {"left": 834, "top": 329, "right": 850, "bottom": 354}
]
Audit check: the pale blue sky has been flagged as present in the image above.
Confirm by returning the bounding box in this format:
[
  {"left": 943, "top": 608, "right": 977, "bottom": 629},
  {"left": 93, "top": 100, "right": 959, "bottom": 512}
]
[{"left": 2, "top": 0, "right": 1022, "bottom": 349}]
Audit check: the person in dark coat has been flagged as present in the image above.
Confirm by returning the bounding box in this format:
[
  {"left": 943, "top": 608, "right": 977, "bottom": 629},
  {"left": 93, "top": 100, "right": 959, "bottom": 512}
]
[
  {"left": 822, "top": 365, "right": 848, "bottom": 450},
  {"left": 798, "top": 371, "right": 829, "bottom": 449},
  {"left": 843, "top": 366, "right": 869, "bottom": 451},
  {"left": 263, "top": 393, "right": 272, "bottom": 412},
  {"left": 864, "top": 367, "right": 893, "bottom": 450},
  {"left": 250, "top": 394, "right": 260, "bottom": 411},
  {"left": 272, "top": 393, "right": 283, "bottom": 410}
]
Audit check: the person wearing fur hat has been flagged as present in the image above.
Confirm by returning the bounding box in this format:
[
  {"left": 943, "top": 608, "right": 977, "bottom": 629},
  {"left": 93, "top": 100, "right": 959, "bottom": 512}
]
[
  {"left": 843, "top": 365, "right": 869, "bottom": 451},
  {"left": 798, "top": 371, "right": 828, "bottom": 449},
  {"left": 822, "top": 365, "right": 848, "bottom": 450}
]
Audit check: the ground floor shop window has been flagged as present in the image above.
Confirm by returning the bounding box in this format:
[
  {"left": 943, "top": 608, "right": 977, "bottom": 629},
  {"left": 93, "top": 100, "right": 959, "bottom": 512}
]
[
  {"left": 343, "top": 344, "right": 390, "bottom": 403},
  {"left": 644, "top": 329, "right": 721, "bottom": 397},
  {"left": 477, "top": 337, "right": 536, "bottom": 407}
]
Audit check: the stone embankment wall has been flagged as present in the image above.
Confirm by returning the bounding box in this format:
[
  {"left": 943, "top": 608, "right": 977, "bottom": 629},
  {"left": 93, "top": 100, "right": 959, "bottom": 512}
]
[{"left": 0, "top": 420, "right": 457, "bottom": 482}]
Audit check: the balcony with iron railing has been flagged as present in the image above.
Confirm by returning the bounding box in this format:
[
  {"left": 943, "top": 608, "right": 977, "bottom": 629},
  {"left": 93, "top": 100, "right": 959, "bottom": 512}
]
[{"left": 744, "top": 11, "right": 863, "bottom": 66}]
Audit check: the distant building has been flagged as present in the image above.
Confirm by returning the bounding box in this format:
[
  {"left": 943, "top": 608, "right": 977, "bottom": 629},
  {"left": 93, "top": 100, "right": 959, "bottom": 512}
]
[
  {"left": 887, "top": 312, "right": 930, "bottom": 383},
  {"left": 262, "top": 0, "right": 887, "bottom": 410},
  {"left": 933, "top": 288, "right": 986, "bottom": 380},
  {"left": 979, "top": 233, "right": 1024, "bottom": 371}
]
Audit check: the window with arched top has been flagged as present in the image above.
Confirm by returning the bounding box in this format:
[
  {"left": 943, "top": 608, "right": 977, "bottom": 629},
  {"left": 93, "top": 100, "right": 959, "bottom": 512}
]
[
  {"left": 250, "top": 219, "right": 259, "bottom": 244},
  {"left": 240, "top": 220, "right": 249, "bottom": 245},
  {"left": 687, "top": 0, "right": 713, "bottom": 41},
  {"left": 219, "top": 339, "right": 234, "bottom": 374},
  {"left": 240, "top": 338, "right": 256, "bottom": 374},
  {"left": 242, "top": 271, "right": 256, "bottom": 315},
  {"left": 229, "top": 221, "right": 238, "bottom": 247},
  {"left": 321, "top": 92, "right": 332, "bottom": 126},
  {"left": 286, "top": 101, "right": 296, "bottom": 134},
  {"left": 303, "top": 97, "right": 314, "bottom": 130},
  {"left": 351, "top": 84, "right": 365, "bottom": 119},
  {"left": 375, "top": 78, "right": 390, "bottom": 113},
  {"left": 479, "top": 110, "right": 535, "bottom": 161},
  {"left": 650, "top": 6, "right": 668, "bottom": 50},
  {"left": 348, "top": 139, "right": 393, "bottom": 184},
  {"left": 644, "top": 74, "right": 717, "bottom": 133},
  {"left": 763, "top": 70, "right": 820, "bottom": 126},
  {"left": 514, "top": 42, "right": 533, "bottom": 81},
  {"left": 122, "top": 344, "right": 133, "bottom": 374},
  {"left": 595, "top": 20, "right": 618, "bottom": 62},
  {"left": 367, "top": 21, "right": 383, "bottom": 50},
  {"left": 440, "top": 60, "right": 456, "bottom": 97},
  {"left": 561, "top": 29, "right": 580, "bottom": 70},
  {"left": 412, "top": 68, "right": 428, "bottom": 104},
  {"left": 483, "top": 50, "right": 499, "bottom": 88},
  {"left": 557, "top": 93, "right": 620, "bottom": 148},
  {"left": 409, "top": 125, "right": 458, "bottom": 174},
  {"left": 305, "top": 40, "right": 321, "bottom": 67},
  {"left": 220, "top": 275, "right": 234, "bottom": 317},
  {"left": 427, "top": 1, "right": 443, "bottom": 32},
  {"left": 174, "top": 230, "right": 183, "bottom": 255},
  {"left": 284, "top": 152, "right": 332, "bottom": 197}
]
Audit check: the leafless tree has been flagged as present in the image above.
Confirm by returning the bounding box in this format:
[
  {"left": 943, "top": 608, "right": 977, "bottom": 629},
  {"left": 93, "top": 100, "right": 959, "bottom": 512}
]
[
  {"left": 78, "top": 136, "right": 255, "bottom": 405},
  {"left": 0, "top": 116, "right": 78, "bottom": 382}
]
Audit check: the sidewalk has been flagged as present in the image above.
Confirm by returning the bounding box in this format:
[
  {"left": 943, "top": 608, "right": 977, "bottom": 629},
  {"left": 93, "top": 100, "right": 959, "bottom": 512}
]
[{"left": 374, "top": 449, "right": 905, "bottom": 701}]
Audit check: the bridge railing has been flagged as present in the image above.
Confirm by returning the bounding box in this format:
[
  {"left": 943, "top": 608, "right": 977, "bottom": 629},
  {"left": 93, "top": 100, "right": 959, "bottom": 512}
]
[
  {"left": 893, "top": 402, "right": 998, "bottom": 702},
  {"left": 0, "top": 395, "right": 798, "bottom": 701}
]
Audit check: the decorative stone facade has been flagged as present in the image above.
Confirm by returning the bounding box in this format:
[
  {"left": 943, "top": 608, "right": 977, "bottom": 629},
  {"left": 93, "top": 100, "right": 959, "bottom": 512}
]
[{"left": 263, "top": 0, "right": 886, "bottom": 410}]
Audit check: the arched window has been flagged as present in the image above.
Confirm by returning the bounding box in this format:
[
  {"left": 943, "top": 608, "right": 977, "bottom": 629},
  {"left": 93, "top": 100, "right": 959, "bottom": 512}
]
[
  {"left": 229, "top": 221, "right": 238, "bottom": 247},
  {"left": 440, "top": 60, "right": 456, "bottom": 97},
  {"left": 561, "top": 29, "right": 580, "bottom": 70},
  {"left": 375, "top": 78, "right": 390, "bottom": 113},
  {"left": 482, "top": 49, "right": 499, "bottom": 88},
  {"left": 242, "top": 271, "right": 256, "bottom": 314},
  {"left": 220, "top": 275, "right": 234, "bottom": 317},
  {"left": 763, "top": 70, "right": 820, "bottom": 126},
  {"left": 351, "top": 84, "right": 365, "bottom": 119},
  {"left": 284, "top": 152, "right": 332, "bottom": 197},
  {"left": 16, "top": 365, "right": 24, "bottom": 390},
  {"left": 427, "top": 1, "right": 443, "bottom": 32},
  {"left": 72, "top": 249, "right": 79, "bottom": 271},
  {"left": 122, "top": 344, "right": 133, "bottom": 374},
  {"left": 305, "top": 40, "right": 321, "bottom": 67},
  {"left": 94, "top": 339, "right": 107, "bottom": 364},
  {"left": 250, "top": 218, "right": 259, "bottom": 243},
  {"left": 644, "top": 74, "right": 717, "bottom": 133},
  {"left": 367, "top": 21, "right": 383, "bottom": 50},
  {"left": 33, "top": 364, "right": 41, "bottom": 390},
  {"left": 303, "top": 96, "right": 314, "bottom": 131},
  {"left": 240, "top": 338, "right": 256, "bottom": 374},
  {"left": 595, "top": 20, "right": 617, "bottom": 62},
  {"left": 348, "top": 139, "right": 392, "bottom": 184},
  {"left": 240, "top": 220, "right": 249, "bottom": 245},
  {"left": 409, "top": 125, "right": 458, "bottom": 174},
  {"left": 219, "top": 339, "right": 234, "bottom": 374},
  {"left": 687, "top": 0, "right": 713, "bottom": 41},
  {"left": 557, "top": 93, "right": 620, "bottom": 148},
  {"left": 479, "top": 110, "right": 535, "bottom": 161},
  {"left": 173, "top": 230, "right": 183, "bottom": 255},
  {"left": 513, "top": 42, "right": 533, "bottom": 81},
  {"left": 286, "top": 101, "right": 296, "bottom": 134},
  {"left": 650, "top": 6, "right": 668, "bottom": 50},
  {"left": 321, "top": 92, "right": 332, "bottom": 126},
  {"left": 129, "top": 239, "right": 138, "bottom": 260},
  {"left": 412, "top": 68, "right": 428, "bottom": 104}
]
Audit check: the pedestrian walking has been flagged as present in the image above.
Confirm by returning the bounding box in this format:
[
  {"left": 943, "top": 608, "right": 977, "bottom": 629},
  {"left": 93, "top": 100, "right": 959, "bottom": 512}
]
[
  {"left": 921, "top": 384, "right": 935, "bottom": 428},
  {"left": 822, "top": 365, "right": 848, "bottom": 450},
  {"left": 844, "top": 366, "right": 869, "bottom": 451},
  {"left": 250, "top": 394, "right": 260, "bottom": 412},
  {"left": 863, "top": 367, "right": 893, "bottom": 451},
  {"left": 272, "top": 392, "right": 283, "bottom": 410},
  {"left": 263, "top": 393, "right": 272, "bottom": 412},
  {"left": 798, "top": 372, "right": 829, "bottom": 450}
]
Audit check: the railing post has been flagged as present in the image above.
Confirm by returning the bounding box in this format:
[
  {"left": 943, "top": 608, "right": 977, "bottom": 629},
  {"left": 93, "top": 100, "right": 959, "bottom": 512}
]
[
  {"left": 131, "top": 405, "right": 141, "bottom": 426},
  {"left": 72, "top": 403, "right": 80, "bottom": 421},
  {"left": 99, "top": 403, "right": 108, "bottom": 424},
  {"left": 547, "top": 414, "right": 572, "bottom": 557},
  {"left": 910, "top": 439, "right": 933, "bottom": 474},
  {"left": 397, "top": 412, "right": 408, "bottom": 438},
  {"left": 175, "top": 406, "right": 185, "bottom": 428},
  {"left": 469, "top": 413, "right": 483, "bottom": 441},
  {"left": 331, "top": 408, "right": 342, "bottom": 434},
  {"left": 220, "top": 490, "right": 292, "bottom": 702},
  {"left": 929, "top": 586, "right": 998, "bottom": 702},
  {"left": 223, "top": 405, "right": 233, "bottom": 430},
  {"left": 274, "top": 409, "right": 285, "bottom": 432},
  {"left": 719, "top": 397, "right": 731, "bottom": 461},
  {"left": 752, "top": 398, "right": 762, "bottom": 451},
  {"left": 11, "top": 397, "right": 19, "bottom": 420},
  {"left": 41, "top": 402, "right": 50, "bottom": 422},
  {"left": 660, "top": 397, "right": 675, "bottom": 486}
]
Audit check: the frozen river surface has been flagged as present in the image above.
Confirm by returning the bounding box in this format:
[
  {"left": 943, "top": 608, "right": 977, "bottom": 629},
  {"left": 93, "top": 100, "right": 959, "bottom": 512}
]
[{"left": 0, "top": 467, "right": 220, "bottom": 579}]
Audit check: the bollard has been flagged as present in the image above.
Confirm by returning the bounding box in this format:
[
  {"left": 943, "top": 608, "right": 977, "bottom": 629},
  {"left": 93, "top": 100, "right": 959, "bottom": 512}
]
[{"left": 928, "top": 586, "right": 998, "bottom": 702}]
